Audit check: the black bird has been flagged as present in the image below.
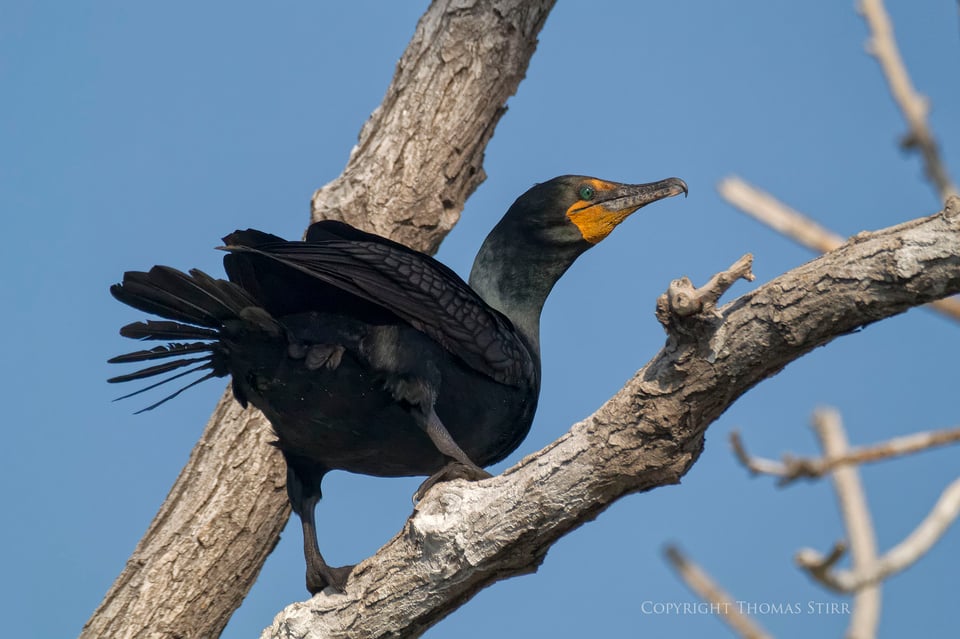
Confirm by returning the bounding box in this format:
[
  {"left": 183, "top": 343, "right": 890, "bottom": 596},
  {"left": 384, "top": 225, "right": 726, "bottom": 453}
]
[{"left": 109, "top": 175, "right": 687, "bottom": 593}]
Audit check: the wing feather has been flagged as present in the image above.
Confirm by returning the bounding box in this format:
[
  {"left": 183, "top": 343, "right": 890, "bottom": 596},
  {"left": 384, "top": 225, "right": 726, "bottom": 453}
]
[{"left": 222, "top": 223, "right": 534, "bottom": 386}]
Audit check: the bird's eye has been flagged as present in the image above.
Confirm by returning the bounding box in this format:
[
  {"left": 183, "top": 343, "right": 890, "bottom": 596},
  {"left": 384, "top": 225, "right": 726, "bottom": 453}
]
[{"left": 578, "top": 186, "right": 595, "bottom": 201}]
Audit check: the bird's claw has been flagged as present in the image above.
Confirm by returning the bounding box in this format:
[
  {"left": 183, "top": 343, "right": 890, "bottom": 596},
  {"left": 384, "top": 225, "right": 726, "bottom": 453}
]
[
  {"left": 306, "top": 562, "right": 355, "bottom": 595},
  {"left": 413, "top": 461, "right": 493, "bottom": 503}
]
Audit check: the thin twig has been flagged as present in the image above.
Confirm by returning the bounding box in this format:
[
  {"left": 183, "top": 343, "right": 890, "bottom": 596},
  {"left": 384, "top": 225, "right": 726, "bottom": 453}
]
[
  {"left": 730, "top": 425, "right": 960, "bottom": 485},
  {"left": 664, "top": 545, "right": 772, "bottom": 639},
  {"left": 858, "top": 0, "right": 958, "bottom": 201},
  {"left": 729, "top": 430, "right": 789, "bottom": 477},
  {"left": 869, "top": 476, "right": 960, "bottom": 583},
  {"left": 718, "top": 176, "right": 960, "bottom": 322}
]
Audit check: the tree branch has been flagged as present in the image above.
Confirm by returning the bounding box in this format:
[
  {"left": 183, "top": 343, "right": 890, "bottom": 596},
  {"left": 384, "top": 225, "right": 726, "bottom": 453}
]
[
  {"left": 718, "top": 175, "right": 846, "bottom": 253},
  {"left": 796, "top": 476, "right": 960, "bottom": 592},
  {"left": 857, "top": 0, "right": 958, "bottom": 201},
  {"left": 737, "top": 407, "right": 960, "bottom": 630},
  {"left": 262, "top": 198, "right": 960, "bottom": 637},
  {"left": 310, "top": 0, "right": 554, "bottom": 252},
  {"left": 813, "top": 409, "right": 881, "bottom": 639},
  {"left": 664, "top": 545, "right": 771, "bottom": 639},
  {"left": 81, "top": 2, "right": 555, "bottom": 637},
  {"left": 731, "top": 424, "right": 960, "bottom": 485},
  {"left": 718, "top": 176, "right": 960, "bottom": 322}
]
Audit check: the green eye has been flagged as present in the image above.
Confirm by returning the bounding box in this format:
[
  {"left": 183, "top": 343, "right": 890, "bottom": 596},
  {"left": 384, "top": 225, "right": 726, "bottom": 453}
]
[{"left": 578, "top": 186, "right": 595, "bottom": 200}]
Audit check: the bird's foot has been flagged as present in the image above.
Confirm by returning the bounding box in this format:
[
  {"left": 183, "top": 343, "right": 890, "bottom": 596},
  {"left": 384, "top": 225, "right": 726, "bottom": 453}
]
[
  {"left": 306, "top": 561, "right": 355, "bottom": 595},
  {"left": 413, "top": 461, "right": 493, "bottom": 503},
  {"left": 287, "top": 342, "right": 344, "bottom": 371}
]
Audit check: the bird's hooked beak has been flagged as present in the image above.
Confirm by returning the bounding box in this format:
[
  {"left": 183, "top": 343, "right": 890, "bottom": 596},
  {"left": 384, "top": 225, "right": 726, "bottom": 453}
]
[{"left": 567, "top": 177, "right": 688, "bottom": 244}]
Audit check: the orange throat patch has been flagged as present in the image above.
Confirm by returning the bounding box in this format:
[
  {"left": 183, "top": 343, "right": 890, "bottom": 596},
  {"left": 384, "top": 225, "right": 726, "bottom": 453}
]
[{"left": 565, "top": 179, "right": 637, "bottom": 244}]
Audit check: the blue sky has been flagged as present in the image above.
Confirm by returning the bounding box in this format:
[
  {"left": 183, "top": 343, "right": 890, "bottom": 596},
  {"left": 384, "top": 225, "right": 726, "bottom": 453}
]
[{"left": 3, "top": 2, "right": 958, "bottom": 637}]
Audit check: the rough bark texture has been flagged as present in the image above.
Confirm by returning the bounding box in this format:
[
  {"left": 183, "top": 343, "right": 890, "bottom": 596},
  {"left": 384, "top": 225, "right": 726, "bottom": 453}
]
[
  {"left": 81, "top": 1, "right": 555, "bottom": 638},
  {"left": 262, "top": 198, "right": 960, "bottom": 638},
  {"left": 311, "top": 0, "right": 554, "bottom": 253},
  {"left": 82, "top": 401, "right": 289, "bottom": 639}
]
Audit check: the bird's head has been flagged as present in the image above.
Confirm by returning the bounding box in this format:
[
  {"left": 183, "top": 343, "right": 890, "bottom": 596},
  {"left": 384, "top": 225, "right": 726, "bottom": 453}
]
[
  {"left": 469, "top": 174, "right": 687, "bottom": 348},
  {"left": 507, "top": 175, "right": 688, "bottom": 247}
]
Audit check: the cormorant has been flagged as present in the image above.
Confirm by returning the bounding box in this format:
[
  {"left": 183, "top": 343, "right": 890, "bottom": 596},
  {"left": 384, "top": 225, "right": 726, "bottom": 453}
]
[{"left": 108, "top": 175, "right": 687, "bottom": 593}]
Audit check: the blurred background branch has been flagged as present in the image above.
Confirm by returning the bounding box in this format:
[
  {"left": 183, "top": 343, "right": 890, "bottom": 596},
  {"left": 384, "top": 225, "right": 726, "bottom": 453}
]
[
  {"left": 731, "top": 424, "right": 960, "bottom": 485},
  {"left": 664, "top": 545, "right": 772, "bottom": 639},
  {"left": 858, "top": 0, "right": 957, "bottom": 201},
  {"left": 718, "top": 177, "right": 960, "bottom": 322}
]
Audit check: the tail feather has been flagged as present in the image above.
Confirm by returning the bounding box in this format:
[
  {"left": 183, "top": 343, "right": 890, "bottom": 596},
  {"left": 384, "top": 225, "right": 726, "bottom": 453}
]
[
  {"left": 109, "top": 265, "right": 254, "bottom": 411},
  {"left": 107, "top": 356, "right": 212, "bottom": 384},
  {"left": 113, "top": 284, "right": 213, "bottom": 330},
  {"left": 188, "top": 268, "right": 258, "bottom": 315},
  {"left": 112, "top": 362, "right": 215, "bottom": 402},
  {"left": 108, "top": 342, "right": 214, "bottom": 365},
  {"left": 145, "top": 266, "right": 255, "bottom": 324},
  {"left": 111, "top": 277, "right": 213, "bottom": 328},
  {"left": 133, "top": 372, "right": 221, "bottom": 414},
  {"left": 119, "top": 320, "right": 219, "bottom": 341}
]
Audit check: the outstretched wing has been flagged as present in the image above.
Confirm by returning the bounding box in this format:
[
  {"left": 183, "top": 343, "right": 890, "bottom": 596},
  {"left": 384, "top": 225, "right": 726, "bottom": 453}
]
[{"left": 221, "top": 221, "right": 536, "bottom": 387}]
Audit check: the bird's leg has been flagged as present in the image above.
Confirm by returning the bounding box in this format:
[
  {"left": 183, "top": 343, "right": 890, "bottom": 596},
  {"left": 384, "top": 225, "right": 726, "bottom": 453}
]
[
  {"left": 283, "top": 456, "right": 354, "bottom": 594},
  {"left": 298, "top": 495, "right": 354, "bottom": 594},
  {"left": 385, "top": 374, "right": 493, "bottom": 500},
  {"left": 414, "top": 405, "right": 492, "bottom": 502},
  {"left": 422, "top": 405, "right": 487, "bottom": 474}
]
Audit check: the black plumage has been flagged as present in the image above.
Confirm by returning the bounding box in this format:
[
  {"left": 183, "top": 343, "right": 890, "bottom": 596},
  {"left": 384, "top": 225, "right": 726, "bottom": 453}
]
[{"left": 109, "top": 175, "right": 686, "bottom": 593}]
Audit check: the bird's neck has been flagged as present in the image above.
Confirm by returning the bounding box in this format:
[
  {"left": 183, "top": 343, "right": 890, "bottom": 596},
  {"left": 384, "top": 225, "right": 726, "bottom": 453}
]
[{"left": 468, "top": 218, "right": 589, "bottom": 355}]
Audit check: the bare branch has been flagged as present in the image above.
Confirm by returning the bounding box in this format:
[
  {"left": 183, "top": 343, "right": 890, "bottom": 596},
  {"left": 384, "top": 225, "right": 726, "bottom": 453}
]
[
  {"left": 719, "top": 177, "right": 960, "bottom": 322},
  {"left": 664, "top": 545, "right": 772, "bottom": 639},
  {"left": 731, "top": 424, "right": 960, "bottom": 485},
  {"left": 263, "top": 203, "right": 960, "bottom": 637},
  {"left": 873, "top": 477, "right": 960, "bottom": 583},
  {"left": 796, "top": 541, "right": 848, "bottom": 578},
  {"left": 857, "top": 0, "right": 958, "bottom": 201},
  {"left": 797, "top": 477, "right": 960, "bottom": 592},
  {"left": 730, "top": 430, "right": 790, "bottom": 477},
  {"left": 810, "top": 408, "right": 881, "bottom": 639},
  {"left": 718, "top": 176, "right": 845, "bottom": 253}
]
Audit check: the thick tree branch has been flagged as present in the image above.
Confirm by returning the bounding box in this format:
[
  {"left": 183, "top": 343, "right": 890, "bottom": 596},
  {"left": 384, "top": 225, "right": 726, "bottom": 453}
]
[
  {"left": 310, "top": 0, "right": 553, "bottom": 252},
  {"left": 82, "top": 2, "right": 555, "bottom": 637},
  {"left": 262, "top": 198, "right": 960, "bottom": 637}
]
